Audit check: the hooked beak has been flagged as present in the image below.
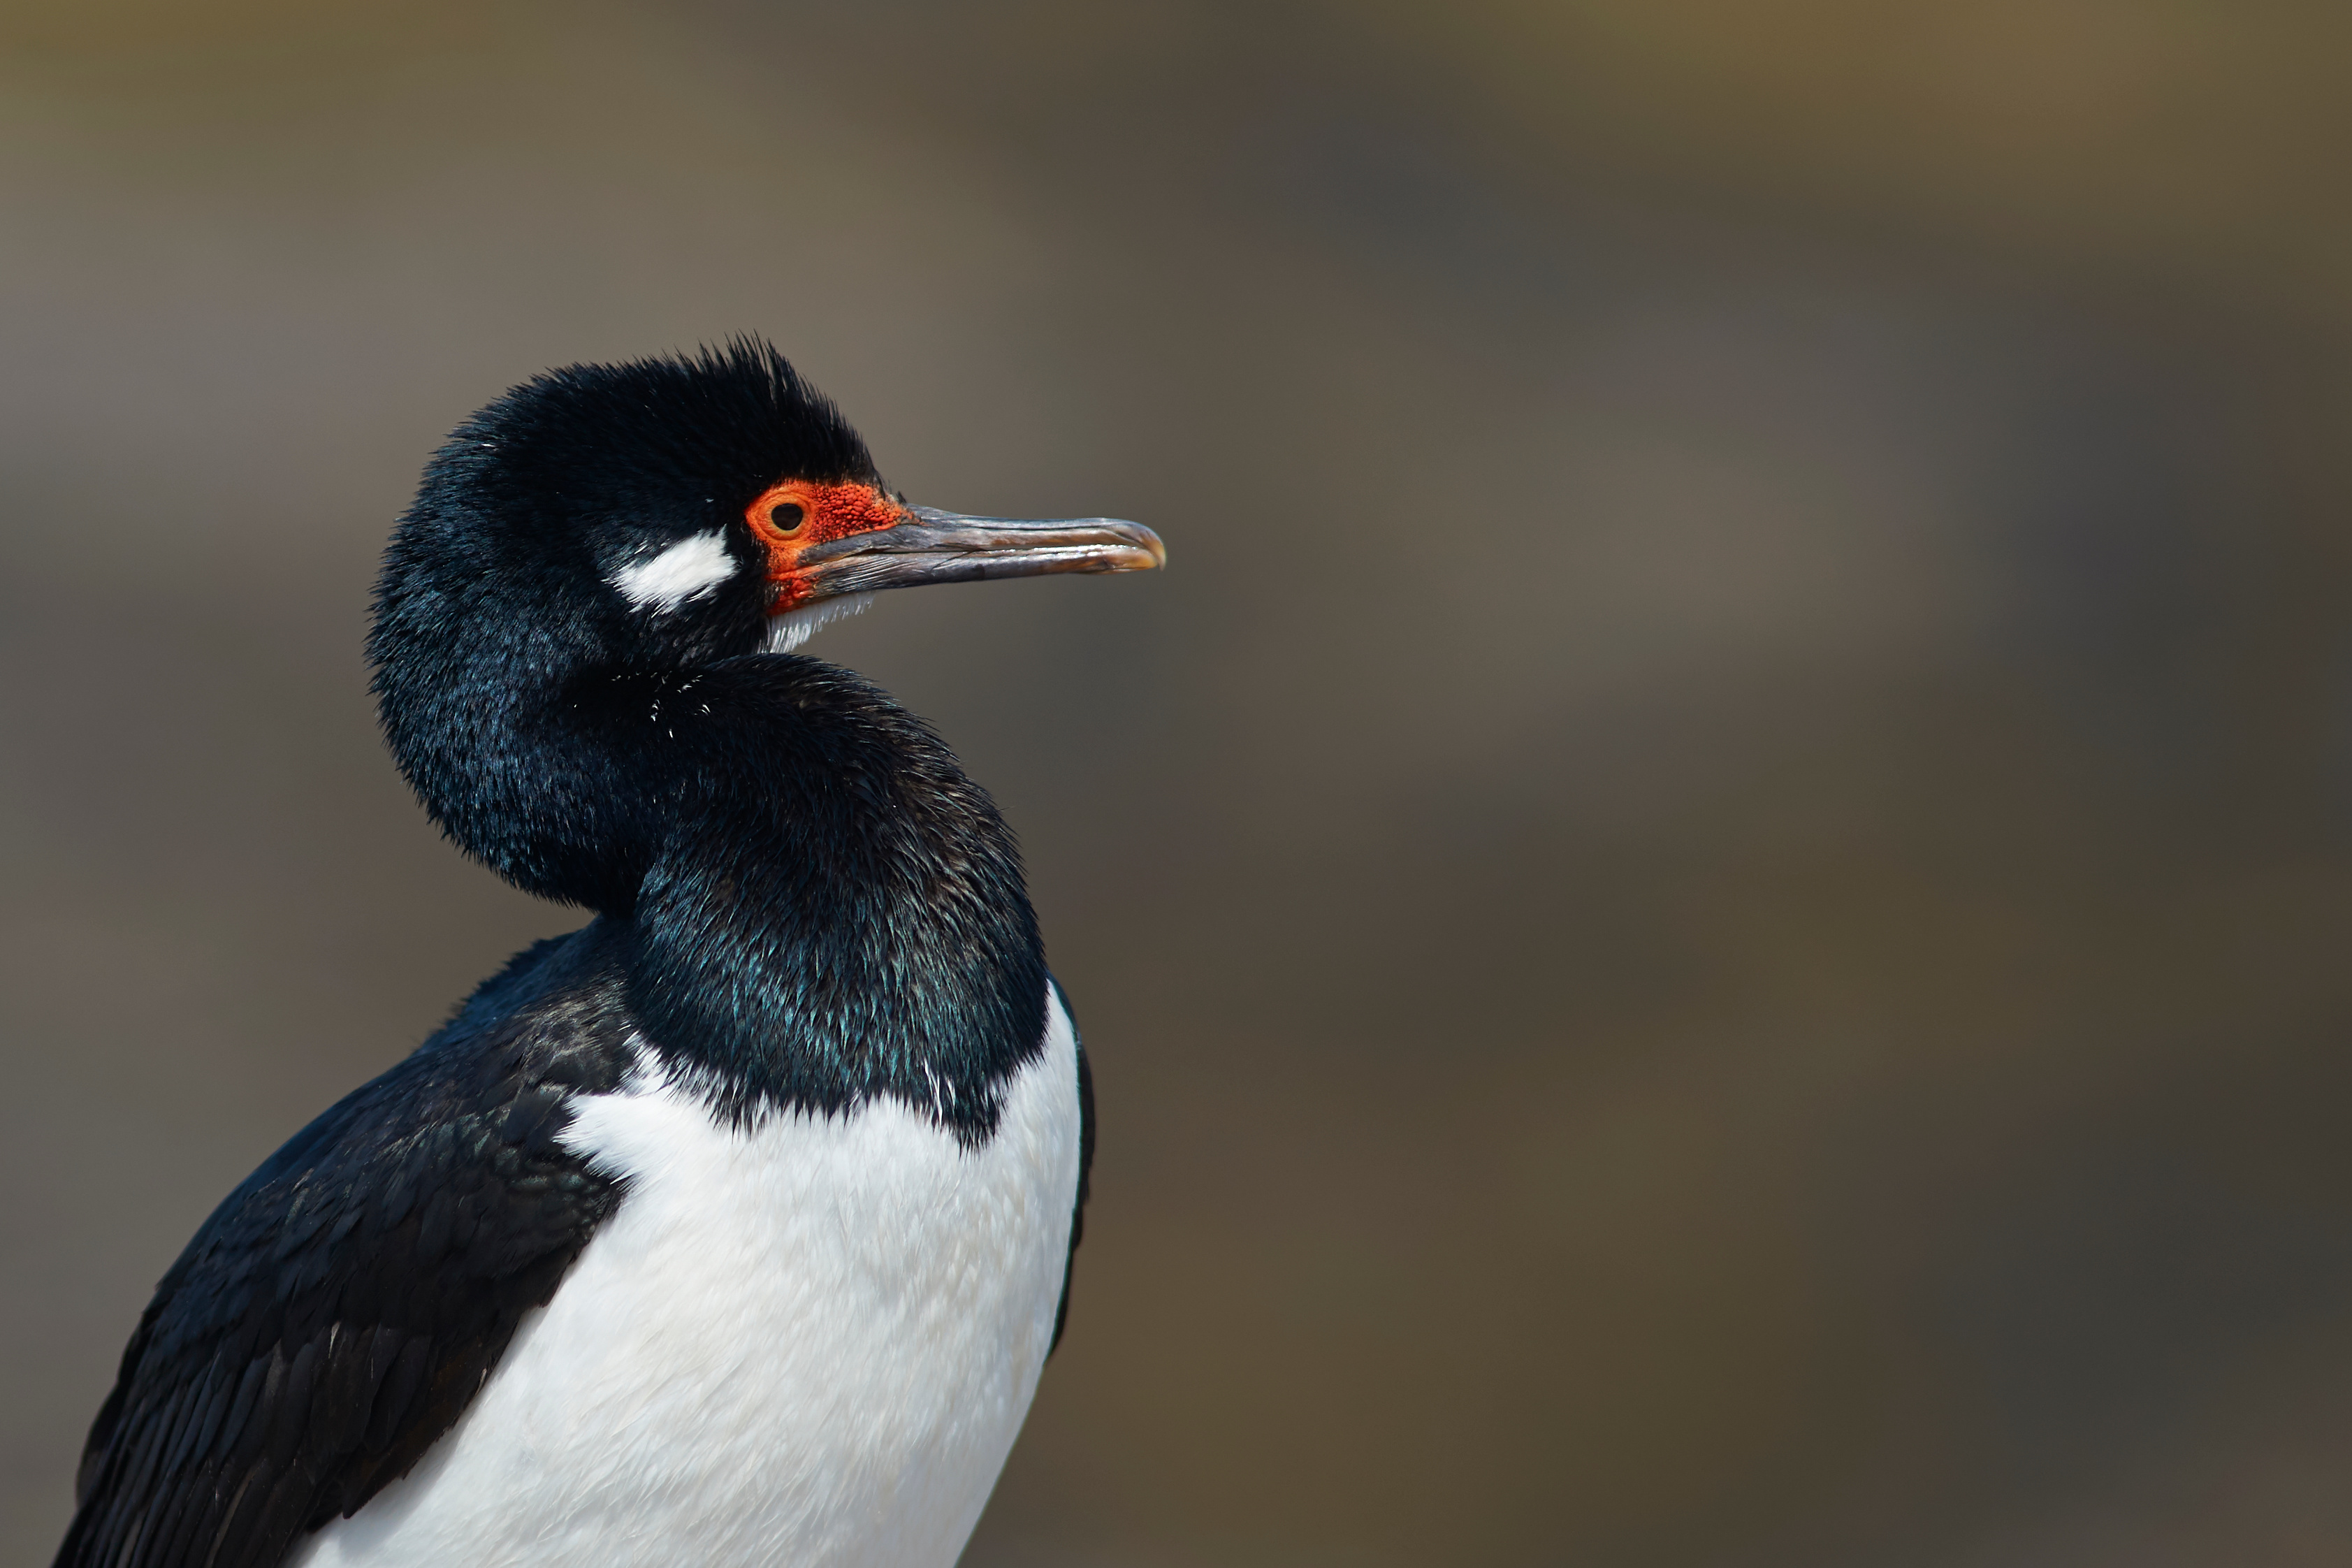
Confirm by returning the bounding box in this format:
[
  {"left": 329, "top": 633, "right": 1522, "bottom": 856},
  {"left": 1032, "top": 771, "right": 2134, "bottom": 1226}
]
[{"left": 790, "top": 507, "right": 1166, "bottom": 601}]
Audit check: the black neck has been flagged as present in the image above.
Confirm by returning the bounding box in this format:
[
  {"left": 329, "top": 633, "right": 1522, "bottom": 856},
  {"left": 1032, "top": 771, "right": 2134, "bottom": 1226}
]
[{"left": 384, "top": 641, "right": 1047, "bottom": 1140}]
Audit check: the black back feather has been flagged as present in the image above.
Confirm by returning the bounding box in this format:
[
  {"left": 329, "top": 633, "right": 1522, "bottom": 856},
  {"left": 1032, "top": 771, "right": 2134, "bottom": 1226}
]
[{"left": 55, "top": 929, "right": 635, "bottom": 1568}]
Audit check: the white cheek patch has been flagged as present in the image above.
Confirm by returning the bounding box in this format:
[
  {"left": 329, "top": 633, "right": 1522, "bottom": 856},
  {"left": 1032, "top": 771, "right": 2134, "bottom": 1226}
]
[{"left": 609, "top": 530, "right": 738, "bottom": 614}]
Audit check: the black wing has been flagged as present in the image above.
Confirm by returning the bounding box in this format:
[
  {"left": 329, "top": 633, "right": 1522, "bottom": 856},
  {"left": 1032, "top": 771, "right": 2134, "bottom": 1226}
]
[
  {"left": 1048, "top": 975, "right": 1094, "bottom": 1354},
  {"left": 56, "top": 927, "right": 636, "bottom": 1568}
]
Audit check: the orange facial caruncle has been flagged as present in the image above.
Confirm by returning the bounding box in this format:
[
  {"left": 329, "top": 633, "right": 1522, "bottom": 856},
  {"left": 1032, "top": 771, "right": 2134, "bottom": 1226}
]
[{"left": 744, "top": 480, "right": 907, "bottom": 610}]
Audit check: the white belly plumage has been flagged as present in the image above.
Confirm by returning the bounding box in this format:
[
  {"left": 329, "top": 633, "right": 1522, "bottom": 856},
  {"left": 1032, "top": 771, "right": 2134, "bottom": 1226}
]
[{"left": 295, "top": 996, "right": 1083, "bottom": 1568}]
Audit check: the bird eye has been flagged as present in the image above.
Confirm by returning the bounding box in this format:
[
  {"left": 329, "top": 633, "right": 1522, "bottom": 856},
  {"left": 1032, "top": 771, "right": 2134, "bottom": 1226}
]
[{"left": 769, "top": 502, "right": 806, "bottom": 534}]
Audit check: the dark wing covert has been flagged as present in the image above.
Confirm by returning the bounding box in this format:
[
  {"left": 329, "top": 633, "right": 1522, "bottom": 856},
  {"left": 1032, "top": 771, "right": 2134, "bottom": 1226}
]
[
  {"left": 1048, "top": 974, "right": 1094, "bottom": 1354},
  {"left": 55, "top": 928, "right": 634, "bottom": 1568}
]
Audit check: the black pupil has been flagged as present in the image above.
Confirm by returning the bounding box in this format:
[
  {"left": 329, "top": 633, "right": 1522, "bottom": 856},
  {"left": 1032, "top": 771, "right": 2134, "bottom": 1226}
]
[{"left": 771, "top": 501, "right": 806, "bottom": 531}]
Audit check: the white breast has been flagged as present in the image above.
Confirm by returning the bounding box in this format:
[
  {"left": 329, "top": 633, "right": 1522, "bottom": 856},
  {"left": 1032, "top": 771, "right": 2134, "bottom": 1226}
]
[{"left": 296, "top": 994, "right": 1083, "bottom": 1568}]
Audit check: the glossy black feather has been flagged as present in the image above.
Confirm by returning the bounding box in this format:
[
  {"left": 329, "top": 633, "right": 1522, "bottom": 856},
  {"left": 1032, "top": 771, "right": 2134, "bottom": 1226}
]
[
  {"left": 1052, "top": 976, "right": 1096, "bottom": 1354},
  {"left": 617, "top": 655, "right": 1047, "bottom": 1137},
  {"left": 56, "top": 929, "right": 637, "bottom": 1568},
  {"left": 369, "top": 340, "right": 880, "bottom": 914}
]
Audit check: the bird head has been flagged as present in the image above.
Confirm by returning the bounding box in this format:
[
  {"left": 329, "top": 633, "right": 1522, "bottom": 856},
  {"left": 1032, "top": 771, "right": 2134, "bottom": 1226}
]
[
  {"left": 379, "top": 337, "right": 1162, "bottom": 676},
  {"left": 368, "top": 338, "right": 1161, "bottom": 907}
]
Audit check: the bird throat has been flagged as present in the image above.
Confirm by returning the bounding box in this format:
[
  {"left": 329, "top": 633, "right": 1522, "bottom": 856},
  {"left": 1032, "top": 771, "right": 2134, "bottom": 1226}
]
[{"left": 606, "top": 656, "right": 1049, "bottom": 1142}]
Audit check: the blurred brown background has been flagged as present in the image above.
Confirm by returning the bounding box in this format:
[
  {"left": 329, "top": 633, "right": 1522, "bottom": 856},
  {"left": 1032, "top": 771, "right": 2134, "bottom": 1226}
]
[{"left": 6, "top": 1, "right": 2352, "bottom": 1563}]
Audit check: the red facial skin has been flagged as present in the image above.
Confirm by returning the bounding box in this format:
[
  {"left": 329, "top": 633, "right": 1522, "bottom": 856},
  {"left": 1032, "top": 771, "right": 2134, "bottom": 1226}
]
[{"left": 745, "top": 480, "right": 906, "bottom": 610}]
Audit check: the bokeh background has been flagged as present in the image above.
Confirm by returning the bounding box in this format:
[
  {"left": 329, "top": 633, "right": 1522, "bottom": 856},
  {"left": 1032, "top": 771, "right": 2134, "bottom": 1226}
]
[{"left": 6, "top": 1, "right": 2352, "bottom": 1563}]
